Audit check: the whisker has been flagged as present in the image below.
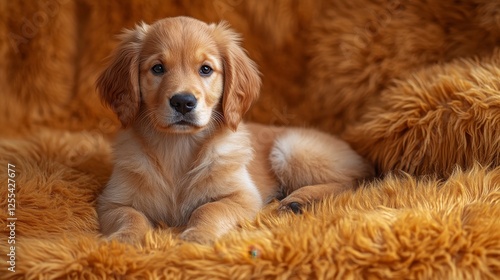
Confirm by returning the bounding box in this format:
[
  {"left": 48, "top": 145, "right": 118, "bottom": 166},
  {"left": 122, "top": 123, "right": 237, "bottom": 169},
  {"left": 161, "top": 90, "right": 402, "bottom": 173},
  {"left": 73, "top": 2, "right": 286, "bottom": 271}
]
[
  {"left": 139, "top": 108, "right": 154, "bottom": 123},
  {"left": 210, "top": 111, "right": 224, "bottom": 131},
  {"left": 138, "top": 107, "right": 164, "bottom": 129},
  {"left": 202, "top": 112, "right": 220, "bottom": 136}
]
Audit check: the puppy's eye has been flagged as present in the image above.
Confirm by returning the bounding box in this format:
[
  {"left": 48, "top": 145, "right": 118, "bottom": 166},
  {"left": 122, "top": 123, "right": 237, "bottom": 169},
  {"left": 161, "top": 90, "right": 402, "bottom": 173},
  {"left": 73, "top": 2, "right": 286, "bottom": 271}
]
[
  {"left": 151, "top": 64, "right": 165, "bottom": 75},
  {"left": 199, "top": 65, "right": 213, "bottom": 76}
]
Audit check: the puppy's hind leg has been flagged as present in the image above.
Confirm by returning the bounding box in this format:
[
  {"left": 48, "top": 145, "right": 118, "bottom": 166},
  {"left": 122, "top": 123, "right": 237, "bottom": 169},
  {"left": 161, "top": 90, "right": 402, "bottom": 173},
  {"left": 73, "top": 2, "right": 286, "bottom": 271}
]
[{"left": 269, "top": 128, "right": 373, "bottom": 213}]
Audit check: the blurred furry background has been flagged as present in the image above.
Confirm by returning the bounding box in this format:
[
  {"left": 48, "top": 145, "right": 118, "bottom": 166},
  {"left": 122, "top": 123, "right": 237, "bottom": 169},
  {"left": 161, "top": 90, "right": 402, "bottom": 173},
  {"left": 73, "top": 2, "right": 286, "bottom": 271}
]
[{"left": 1, "top": 0, "right": 499, "bottom": 278}]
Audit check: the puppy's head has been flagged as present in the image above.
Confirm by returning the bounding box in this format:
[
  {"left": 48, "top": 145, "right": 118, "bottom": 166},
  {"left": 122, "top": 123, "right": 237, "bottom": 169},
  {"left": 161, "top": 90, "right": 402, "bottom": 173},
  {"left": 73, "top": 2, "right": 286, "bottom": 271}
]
[{"left": 96, "top": 16, "right": 261, "bottom": 133}]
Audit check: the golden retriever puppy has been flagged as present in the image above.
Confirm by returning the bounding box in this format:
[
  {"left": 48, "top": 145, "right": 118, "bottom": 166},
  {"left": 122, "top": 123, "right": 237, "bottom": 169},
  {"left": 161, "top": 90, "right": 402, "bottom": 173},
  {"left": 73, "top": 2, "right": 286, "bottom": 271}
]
[{"left": 96, "top": 16, "right": 373, "bottom": 244}]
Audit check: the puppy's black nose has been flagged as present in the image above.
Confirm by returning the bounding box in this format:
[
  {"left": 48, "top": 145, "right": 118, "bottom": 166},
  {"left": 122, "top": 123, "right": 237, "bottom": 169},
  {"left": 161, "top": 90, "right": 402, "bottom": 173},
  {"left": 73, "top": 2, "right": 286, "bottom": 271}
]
[{"left": 170, "top": 94, "right": 197, "bottom": 115}]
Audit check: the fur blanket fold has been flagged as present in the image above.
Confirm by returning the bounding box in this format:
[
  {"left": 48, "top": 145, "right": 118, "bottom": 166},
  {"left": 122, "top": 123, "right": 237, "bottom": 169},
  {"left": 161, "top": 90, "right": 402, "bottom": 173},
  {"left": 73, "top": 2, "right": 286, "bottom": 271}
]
[{"left": 1, "top": 0, "right": 499, "bottom": 279}]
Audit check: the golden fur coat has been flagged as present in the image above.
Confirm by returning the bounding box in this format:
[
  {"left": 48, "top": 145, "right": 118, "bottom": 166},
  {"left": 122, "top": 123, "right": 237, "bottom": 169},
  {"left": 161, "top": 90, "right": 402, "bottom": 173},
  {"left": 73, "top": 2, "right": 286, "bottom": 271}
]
[{"left": 1, "top": 0, "right": 499, "bottom": 278}]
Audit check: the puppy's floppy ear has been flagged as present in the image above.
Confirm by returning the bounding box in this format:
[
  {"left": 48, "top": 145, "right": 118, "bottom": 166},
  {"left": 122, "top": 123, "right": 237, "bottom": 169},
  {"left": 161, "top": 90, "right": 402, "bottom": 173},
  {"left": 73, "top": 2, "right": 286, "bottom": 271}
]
[
  {"left": 212, "top": 22, "right": 261, "bottom": 131},
  {"left": 96, "top": 23, "right": 149, "bottom": 127}
]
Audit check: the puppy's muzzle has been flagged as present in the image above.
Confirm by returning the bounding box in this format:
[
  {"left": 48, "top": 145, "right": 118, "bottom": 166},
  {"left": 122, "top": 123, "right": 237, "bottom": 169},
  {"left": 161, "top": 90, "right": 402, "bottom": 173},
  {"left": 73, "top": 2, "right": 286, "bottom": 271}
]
[{"left": 170, "top": 93, "right": 197, "bottom": 115}]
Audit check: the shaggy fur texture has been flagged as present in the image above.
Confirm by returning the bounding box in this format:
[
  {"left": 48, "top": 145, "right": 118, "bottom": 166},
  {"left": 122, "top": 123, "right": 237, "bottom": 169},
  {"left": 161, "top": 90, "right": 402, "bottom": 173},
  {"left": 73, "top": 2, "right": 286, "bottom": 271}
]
[
  {"left": 344, "top": 50, "right": 500, "bottom": 176},
  {"left": 1, "top": 0, "right": 499, "bottom": 278}
]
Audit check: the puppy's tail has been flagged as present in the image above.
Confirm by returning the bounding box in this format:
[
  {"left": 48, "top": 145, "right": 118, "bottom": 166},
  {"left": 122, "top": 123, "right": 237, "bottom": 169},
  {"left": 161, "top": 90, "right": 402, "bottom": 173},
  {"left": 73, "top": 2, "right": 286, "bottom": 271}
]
[{"left": 269, "top": 128, "right": 373, "bottom": 193}]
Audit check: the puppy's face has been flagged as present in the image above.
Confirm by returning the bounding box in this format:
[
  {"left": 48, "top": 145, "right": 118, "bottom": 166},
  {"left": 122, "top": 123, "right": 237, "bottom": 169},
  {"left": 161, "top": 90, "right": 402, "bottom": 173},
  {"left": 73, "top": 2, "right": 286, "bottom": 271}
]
[
  {"left": 97, "top": 17, "right": 261, "bottom": 134},
  {"left": 140, "top": 20, "right": 223, "bottom": 133}
]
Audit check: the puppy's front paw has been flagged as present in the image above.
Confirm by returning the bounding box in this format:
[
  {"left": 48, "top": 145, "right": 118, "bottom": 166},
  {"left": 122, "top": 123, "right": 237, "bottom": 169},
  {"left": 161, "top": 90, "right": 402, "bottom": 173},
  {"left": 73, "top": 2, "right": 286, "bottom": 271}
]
[{"left": 179, "top": 227, "right": 216, "bottom": 245}]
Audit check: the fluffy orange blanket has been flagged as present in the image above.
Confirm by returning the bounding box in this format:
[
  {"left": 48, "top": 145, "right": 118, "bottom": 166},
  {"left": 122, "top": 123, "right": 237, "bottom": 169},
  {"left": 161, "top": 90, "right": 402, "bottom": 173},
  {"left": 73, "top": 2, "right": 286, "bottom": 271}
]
[{"left": 1, "top": 0, "right": 499, "bottom": 278}]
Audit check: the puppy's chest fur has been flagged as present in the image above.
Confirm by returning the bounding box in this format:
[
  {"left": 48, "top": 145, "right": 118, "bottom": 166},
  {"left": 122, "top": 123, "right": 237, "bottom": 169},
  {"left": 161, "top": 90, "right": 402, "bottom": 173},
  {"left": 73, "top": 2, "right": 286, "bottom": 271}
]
[{"left": 111, "top": 127, "right": 254, "bottom": 227}]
